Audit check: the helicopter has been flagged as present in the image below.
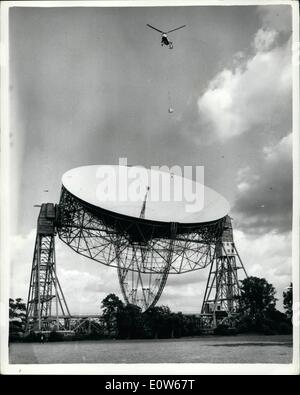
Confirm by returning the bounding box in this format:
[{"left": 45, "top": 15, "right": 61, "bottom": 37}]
[{"left": 146, "top": 24, "right": 186, "bottom": 49}]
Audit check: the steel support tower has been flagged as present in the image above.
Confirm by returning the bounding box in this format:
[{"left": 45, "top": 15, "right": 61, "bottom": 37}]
[
  {"left": 25, "top": 203, "right": 70, "bottom": 333},
  {"left": 24, "top": 196, "right": 247, "bottom": 332},
  {"left": 201, "top": 216, "right": 247, "bottom": 328}
]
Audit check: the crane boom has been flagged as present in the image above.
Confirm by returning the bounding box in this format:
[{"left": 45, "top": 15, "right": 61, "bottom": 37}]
[{"left": 140, "top": 186, "right": 150, "bottom": 219}]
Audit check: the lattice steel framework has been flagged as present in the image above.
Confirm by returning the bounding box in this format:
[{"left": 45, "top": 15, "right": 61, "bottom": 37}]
[
  {"left": 116, "top": 223, "right": 177, "bottom": 311},
  {"left": 25, "top": 188, "right": 247, "bottom": 331},
  {"left": 57, "top": 187, "right": 224, "bottom": 310},
  {"left": 201, "top": 216, "right": 247, "bottom": 328},
  {"left": 25, "top": 204, "right": 70, "bottom": 333}
]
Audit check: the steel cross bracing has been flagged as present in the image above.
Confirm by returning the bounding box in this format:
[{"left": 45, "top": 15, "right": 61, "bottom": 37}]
[
  {"left": 56, "top": 188, "right": 226, "bottom": 311},
  {"left": 117, "top": 223, "right": 177, "bottom": 311},
  {"left": 25, "top": 204, "right": 70, "bottom": 333},
  {"left": 201, "top": 216, "right": 248, "bottom": 328},
  {"left": 57, "top": 187, "right": 223, "bottom": 275},
  {"left": 25, "top": 188, "right": 247, "bottom": 327}
]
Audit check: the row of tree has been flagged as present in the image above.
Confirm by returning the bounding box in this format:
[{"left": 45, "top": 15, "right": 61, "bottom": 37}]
[
  {"left": 9, "top": 276, "right": 293, "bottom": 341},
  {"left": 101, "top": 293, "right": 202, "bottom": 339},
  {"left": 100, "top": 277, "right": 293, "bottom": 338}
]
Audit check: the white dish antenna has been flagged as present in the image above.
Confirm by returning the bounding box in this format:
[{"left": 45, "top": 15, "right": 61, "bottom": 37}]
[{"left": 62, "top": 165, "right": 230, "bottom": 224}]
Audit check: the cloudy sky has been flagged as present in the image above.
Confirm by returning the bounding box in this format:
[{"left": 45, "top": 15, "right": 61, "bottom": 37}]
[{"left": 9, "top": 3, "right": 293, "bottom": 314}]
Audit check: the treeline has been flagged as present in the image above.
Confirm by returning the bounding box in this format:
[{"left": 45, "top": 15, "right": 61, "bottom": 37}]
[
  {"left": 219, "top": 277, "right": 293, "bottom": 335},
  {"left": 100, "top": 277, "right": 292, "bottom": 338},
  {"left": 101, "top": 294, "right": 202, "bottom": 339},
  {"left": 9, "top": 276, "right": 293, "bottom": 341}
]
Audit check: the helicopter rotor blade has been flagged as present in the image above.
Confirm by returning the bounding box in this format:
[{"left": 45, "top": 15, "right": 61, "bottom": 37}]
[
  {"left": 146, "top": 24, "right": 164, "bottom": 34},
  {"left": 166, "top": 25, "right": 186, "bottom": 34}
]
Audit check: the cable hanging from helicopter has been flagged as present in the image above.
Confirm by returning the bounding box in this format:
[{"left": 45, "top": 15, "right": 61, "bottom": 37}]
[{"left": 147, "top": 23, "right": 186, "bottom": 113}]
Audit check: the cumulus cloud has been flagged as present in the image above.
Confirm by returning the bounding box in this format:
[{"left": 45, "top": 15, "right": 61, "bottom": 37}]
[
  {"left": 197, "top": 30, "right": 291, "bottom": 141},
  {"left": 196, "top": 7, "right": 293, "bottom": 240},
  {"left": 233, "top": 133, "right": 292, "bottom": 234}
]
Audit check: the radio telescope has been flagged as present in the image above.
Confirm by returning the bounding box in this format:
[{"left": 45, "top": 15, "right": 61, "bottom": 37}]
[{"left": 25, "top": 165, "right": 247, "bottom": 333}]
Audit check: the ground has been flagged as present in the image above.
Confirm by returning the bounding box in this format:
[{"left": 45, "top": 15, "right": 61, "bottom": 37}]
[{"left": 9, "top": 334, "right": 292, "bottom": 364}]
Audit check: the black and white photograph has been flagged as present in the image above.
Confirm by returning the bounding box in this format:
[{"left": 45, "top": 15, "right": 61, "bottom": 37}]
[{"left": 0, "top": 0, "right": 299, "bottom": 375}]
